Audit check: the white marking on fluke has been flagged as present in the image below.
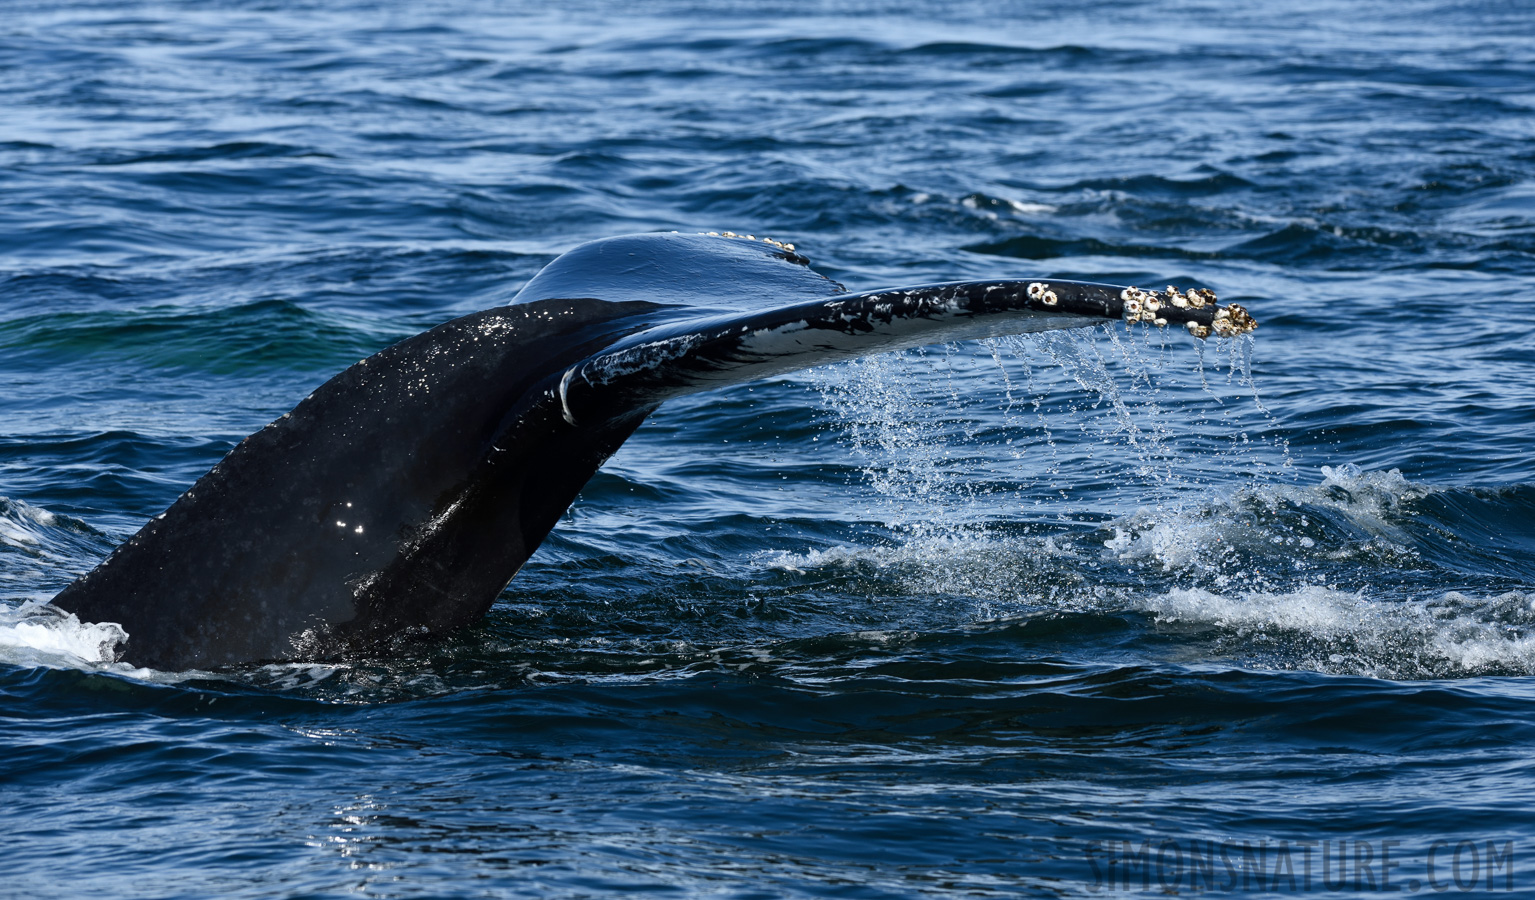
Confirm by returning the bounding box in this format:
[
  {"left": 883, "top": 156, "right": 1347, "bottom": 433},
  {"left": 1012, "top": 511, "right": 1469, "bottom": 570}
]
[{"left": 558, "top": 366, "right": 579, "bottom": 426}]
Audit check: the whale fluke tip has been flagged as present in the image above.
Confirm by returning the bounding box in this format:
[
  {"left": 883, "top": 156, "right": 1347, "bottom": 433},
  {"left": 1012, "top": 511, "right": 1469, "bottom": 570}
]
[{"left": 1117, "top": 284, "right": 1255, "bottom": 338}]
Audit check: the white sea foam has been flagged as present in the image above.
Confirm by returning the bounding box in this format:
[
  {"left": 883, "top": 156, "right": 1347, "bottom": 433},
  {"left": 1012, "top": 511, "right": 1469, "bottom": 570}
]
[
  {"left": 0, "top": 601, "right": 127, "bottom": 667},
  {"left": 762, "top": 535, "right": 1535, "bottom": 678},
  {"left": 758, "top": 458, "right": 1446, "bottom": 592},
  {"left": 1100, "top": 462, "right": 1432, "bottom": 579},
  {"left": 0, "top": 498, "right": 57, "bottom": 548},
  {"left": 0, "top": 601, "right": 215, "bottom": 683},
  {"left": 1137, "top": 586, "right": 1535, "bottom": 678},
  {"left": 1004, "top": 199, "right": 1056, "bottom": 215},
  {"left": 958, "top": 194, "right": 1056, "bottom": 216},
  {"left": 1315, "top": 462, "right": 1434, "bottom": 531}
]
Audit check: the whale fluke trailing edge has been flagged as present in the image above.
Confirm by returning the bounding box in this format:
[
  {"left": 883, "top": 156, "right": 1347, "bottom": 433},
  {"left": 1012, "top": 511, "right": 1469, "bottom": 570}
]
[{"left": 51, "top": 232, "right": 1256, "bottom": 669}]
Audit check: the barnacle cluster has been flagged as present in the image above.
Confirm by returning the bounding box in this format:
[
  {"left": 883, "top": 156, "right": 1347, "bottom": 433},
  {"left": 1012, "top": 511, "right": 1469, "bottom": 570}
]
[
  {"left": 1210, "top": 303, "right": 1258, "bottom": 337},
  {"left": 1119, "top": 284, "right": 1254, "bottom": 339},
  {"left": 700, "top": 230, "right": 796, "bottom": 252},
  {"left": 1026, "top": 281, "right": 1059, "bottom": 306}
]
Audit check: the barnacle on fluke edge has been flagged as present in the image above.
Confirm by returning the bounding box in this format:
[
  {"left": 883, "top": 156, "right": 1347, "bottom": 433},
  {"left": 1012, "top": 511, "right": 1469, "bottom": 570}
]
[
  {"left": 1118, "top": 285, "right": 1256, "bottom": 339},
  {"left": 698, "top": 232, "right": 1258, "bottom": 340}
]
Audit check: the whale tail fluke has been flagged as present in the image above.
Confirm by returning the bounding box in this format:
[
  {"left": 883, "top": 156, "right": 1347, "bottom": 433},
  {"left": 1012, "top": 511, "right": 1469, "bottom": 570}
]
[{"left": 51, "top": 232, "right": 1255, "bottom": 669}]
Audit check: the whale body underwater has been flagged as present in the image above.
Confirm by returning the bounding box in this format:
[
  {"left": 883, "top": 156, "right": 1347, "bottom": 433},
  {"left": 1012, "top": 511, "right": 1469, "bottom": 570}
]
[{"left": 50, "top": 232, "right": 1257, "bottom": 670}]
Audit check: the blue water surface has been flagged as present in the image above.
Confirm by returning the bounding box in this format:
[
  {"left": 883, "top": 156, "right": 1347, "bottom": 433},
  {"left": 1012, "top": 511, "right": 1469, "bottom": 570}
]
[{"left": 3, "top": 1, "right": 1535, "bottom": 897}]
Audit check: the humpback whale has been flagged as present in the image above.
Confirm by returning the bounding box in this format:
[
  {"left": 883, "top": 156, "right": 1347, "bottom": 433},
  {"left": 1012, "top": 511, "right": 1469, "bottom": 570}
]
[{"left": 50, "top": 232, "right": 1256, "bottom": 669}]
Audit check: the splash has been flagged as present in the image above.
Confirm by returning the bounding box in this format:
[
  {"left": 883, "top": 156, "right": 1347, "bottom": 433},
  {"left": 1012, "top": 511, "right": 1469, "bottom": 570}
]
[
  {"left": 1099, "top": 461, "right": 1448, "bottom": 587},
  {"left": 0, "top": 601, "right": 128, "bottom": 668},
  {"left": 809, "top": 324, "right": 1284, "bottom": 537},
  {"left": 761, "top": 461, "right": 1535, "bottom": 678},
  {"left": 0, "top": 497, "right": 59, "bottom": 548},
  {"left": 791, "top": 326, "right": 1285, "bottom": 620},
  {"left": 1138, "top": 586, "right": 1535, "bottom": 678},
  {"left": 802, "top": 325, "right": 1287, "bottom": 604},
  {"left": 762, "top": 461, "right": 1443, "bottom": 594},
  {"left": 759, "top": 532, "right": 1096, "bottom": 613},
  {"left": 805, "top": 346, "right": 1000, "bottom": 540},
  {"left": 799, "top": 328, "right": 1535, "bottom": 680}
]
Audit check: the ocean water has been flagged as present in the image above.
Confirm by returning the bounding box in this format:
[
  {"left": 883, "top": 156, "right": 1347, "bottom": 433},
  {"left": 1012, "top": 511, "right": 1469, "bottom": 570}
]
[{"left": 3, "top": 1, "right": 1534, "bottom": 896}]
